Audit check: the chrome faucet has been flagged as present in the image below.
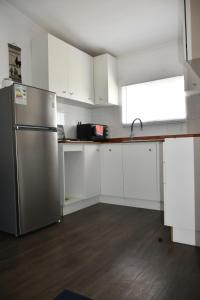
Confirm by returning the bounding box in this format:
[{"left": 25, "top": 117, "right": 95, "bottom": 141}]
[{"left": 130, "top": 118, "right": 143, "bottom": 138}]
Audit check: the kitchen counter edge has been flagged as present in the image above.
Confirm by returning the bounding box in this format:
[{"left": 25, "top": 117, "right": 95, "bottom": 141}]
[{"left": 58, "top": 133, "right": 200, "bottom": 144}]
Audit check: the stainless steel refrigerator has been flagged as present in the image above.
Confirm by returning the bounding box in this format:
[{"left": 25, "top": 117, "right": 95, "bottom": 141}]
[{"left": 0, "top": 83, "right": 60, "bottom": 236}]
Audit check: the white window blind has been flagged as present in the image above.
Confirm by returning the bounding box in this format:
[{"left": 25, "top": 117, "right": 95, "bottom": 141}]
[{"left": 122, "top": 76, "right": 186, "bottom": 124}]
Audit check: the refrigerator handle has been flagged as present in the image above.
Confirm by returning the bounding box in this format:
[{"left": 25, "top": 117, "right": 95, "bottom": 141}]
[{"left": 14, "top": 125, "right": 57, "bottom": 132}]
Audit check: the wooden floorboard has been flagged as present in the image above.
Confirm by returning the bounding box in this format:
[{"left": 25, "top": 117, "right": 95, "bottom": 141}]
[{"left": 0, "top": 203, "right": 200, "bottom": 300}]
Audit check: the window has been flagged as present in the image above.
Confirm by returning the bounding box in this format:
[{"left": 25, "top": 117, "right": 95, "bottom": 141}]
[{"left": 122, "top": 76, "right": 186, "bottom": 124}]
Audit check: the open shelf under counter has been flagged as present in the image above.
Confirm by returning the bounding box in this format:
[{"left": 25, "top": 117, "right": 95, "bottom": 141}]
[
  {"left": 64, "top": 197, "right": 85, "bottom": 206},
  {"left": 63, "top": 196, "right": 99, "bottom": 216}
]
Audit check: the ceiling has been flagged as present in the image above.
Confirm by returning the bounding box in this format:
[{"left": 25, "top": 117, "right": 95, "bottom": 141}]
[{"left": 7, "top": 0, "right": 183, "bottom": 56}]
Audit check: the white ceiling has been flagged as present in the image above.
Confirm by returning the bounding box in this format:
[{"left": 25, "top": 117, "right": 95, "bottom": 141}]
[{"left": 7, "top": 0, "right": 183, "bottom": 56}]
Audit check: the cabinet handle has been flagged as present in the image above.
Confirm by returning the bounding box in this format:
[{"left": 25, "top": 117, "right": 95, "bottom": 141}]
[
  {"left": 62, "top": 91, "right": 66, "bottom": 94},
  {"left": 109, "top": 149, "right": 112, "bottom": 152},
  {"left": 99, "top": 97, "right": 103, "bottom": 101},
  {"left": 70, "top": 92, "right": 74, "bottom": 95},
  {"left": 149, "top": 148, "right": 152, "bottom": 152},
  {"left": 96, "top": 149, "right": 99, "bottom": 152}
]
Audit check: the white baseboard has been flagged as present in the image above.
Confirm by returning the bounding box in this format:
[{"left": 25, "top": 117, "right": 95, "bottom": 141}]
[
  {"left": 63, "top": 196, "right": 99, "bottom": 216},
  {"left": 99, "top": 195, "right": 163, "bottom": 211},
  {"left": 172, "top": 227, "right": 200, "bottom": 246},
  {"left": 62, "top": 195, "right": 163, "bottom": 216}
]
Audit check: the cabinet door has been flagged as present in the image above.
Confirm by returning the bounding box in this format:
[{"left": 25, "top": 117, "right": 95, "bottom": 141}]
[
  {"left": 184, "top": 0, "right": 200, "bottom": 61},
  {"left": 48, "top": 35, "right": 68, "bottom": 98},
  {"left": 67, "top": 45, "right": 94, "bottom": 103},
  {"left": 84, "top": 55, "right": 94, "bottom": 104},
  {"left": 163, "top": 138, "right": 196, "bottom": 229},
  {"left": 123, "top": 143, "right": 158, "bottom": 201},
  {"left": 107, "top": 54, "right": 119, "bottom": 105},
  {"left": 94, "top": 54, "right": 119, "bottom": 105},
  {"left": 94, "top": 55, "right": 108, "bottom": 104},
  {"left": 100, "top": 144, "right": 123, "bottom": 197},
  {"left": 84, "top": 145, "right": 100, "bottom": 198}
]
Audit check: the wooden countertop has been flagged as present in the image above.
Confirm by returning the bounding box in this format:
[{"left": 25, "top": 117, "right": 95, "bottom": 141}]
[
  {"left": 58, "top": 134, "right": 200, "bottom": 144},
  {"left": 58, "top": 140, "right": 101, "bottom": 144},
  {"left": 104, "top": 134, "right": 200, "bottom": 143}
]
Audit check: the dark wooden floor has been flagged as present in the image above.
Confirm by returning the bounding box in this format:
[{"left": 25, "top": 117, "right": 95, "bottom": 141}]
[{"left": 0, "top": 204, "right": 200, "bottom": 300}]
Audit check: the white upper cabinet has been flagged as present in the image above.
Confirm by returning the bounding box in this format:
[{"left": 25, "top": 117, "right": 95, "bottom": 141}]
[
  {"left": 184, "top": 0, "right": 200, "bottom": 61},
  {"left": 48, "top": 35, "right": 68, "bottom": 98},
  {"left": 32, "top": 33, "right": 94, "bottom": 104},
  {"left": 94, "top": 54, "right": 119, "bottom": 105},
  {"left": 67, "top": 44, "right": 94, "bottom": 104}
]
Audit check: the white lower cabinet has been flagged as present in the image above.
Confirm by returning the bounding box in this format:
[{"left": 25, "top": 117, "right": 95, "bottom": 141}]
[
  {"left": 84, "top": 145, "right": 100, "bottom": 198},
  {"left": 100, "top": 143, "right": 161, "bottom": 206},
  {"left": 64, "top": 144, "right": 100, "bottom": 200},
  {"left": 100, "top": 144, "right": 123, "bottom": 197},
  {"left": 163, "top": 137, "right": 200, "bottom": 246},
  {"left": 59, "top": 144, "right": 100, "bottom": 215},
  {"left": 164, "top": 137, "right": 200, "bottom": 246},
  {"left": 60, "top": 142, "right": 162, "bottom": 215},
  {"left": 123, "top": 143, "right": 159, "bottom": 201},
  {"left": 164, "top": 138, "right": 195, "bottom": 228}
]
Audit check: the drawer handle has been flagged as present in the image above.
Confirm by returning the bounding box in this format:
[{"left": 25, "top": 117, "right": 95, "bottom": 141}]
[
  {"left": 62, "top": 91, "right": 67, "bottom": 94},
  {"left": 70, "top": 92, "right": 74, "bottom": 95}
]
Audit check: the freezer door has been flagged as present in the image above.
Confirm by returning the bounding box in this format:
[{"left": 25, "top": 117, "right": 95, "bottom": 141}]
[
  {"left": 14, "top": 84, "right": 57, "bottom": 128},
  {"left": 15, "top": 129, "right": 60, "bottom": 235}
]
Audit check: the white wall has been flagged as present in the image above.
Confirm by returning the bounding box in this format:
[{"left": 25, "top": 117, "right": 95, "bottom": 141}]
[
  {"left": 0, "top": 1, "right": 91, "bottom": 139},
  {"left": 0, "top": 0, "right": 44, "bottom": 87},
  {"left": 92, "top": 40, "right": 187, "bottom": 137},
  {"left": 118, "top": 40, "right": 184, "bottom": 87},
  {"left": 91, "top": 106, "right": 186, "bottom": 138},
  {"left": 57, "top": 99, "right": 92, "bottom": 139}
]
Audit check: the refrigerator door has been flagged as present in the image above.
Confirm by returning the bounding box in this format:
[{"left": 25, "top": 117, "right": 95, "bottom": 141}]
[
  {"left": 13, "top": 84, "right": 57, "bottom": 128},
  {"left": 15, "top": 129, "right": 60, "bottom": 235}
]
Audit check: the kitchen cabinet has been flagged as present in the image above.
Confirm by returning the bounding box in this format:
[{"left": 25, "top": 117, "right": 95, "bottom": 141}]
[
  {"left": 59, "top": 141, "right": 162, "bottom": 215},
  {"left": 184, "top": 0, "right": 200, "bottom": 93},
  {"left": 163, "top": 138, "right": 200, "bottom": 246},
  {"left": 64, "top": 144, "right": 100, "bottom": 200},
  {"left": 94, "top": 54, "right": 119, "bottom": 105},
  {"left": 32, "top": 33, "right": 94, "bottom": 104},
  {"left": 100, "top": 142, "right": 162, "bottom": 205},
  {"left": 100, "top": 144, "right": 123, "bottom": 197},
  {"left": 84, "top": 144, "right": 100, "bottom": 198},
  {"left": 184, "top": 0, "right": 200, "bottom": 61},
  {"left": 48, "top": 35, "right": 68, "bottom": 98},
  {"left": 59, "top": 144, "right": 100, "bottom": 215},
  {"left": 67, "top": 44, "right": 94, "bottom": 104},
  {"left": 123, "top": 143, "right": 159, "bottom": 201}
]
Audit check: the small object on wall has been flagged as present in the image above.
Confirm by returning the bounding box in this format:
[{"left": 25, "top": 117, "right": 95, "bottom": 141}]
[
  {"left": 2, "top": 78, "right": 13, "bottom": 88},
  {"left": 8, "top": 43, "right": 22, "bottom": 83}
]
